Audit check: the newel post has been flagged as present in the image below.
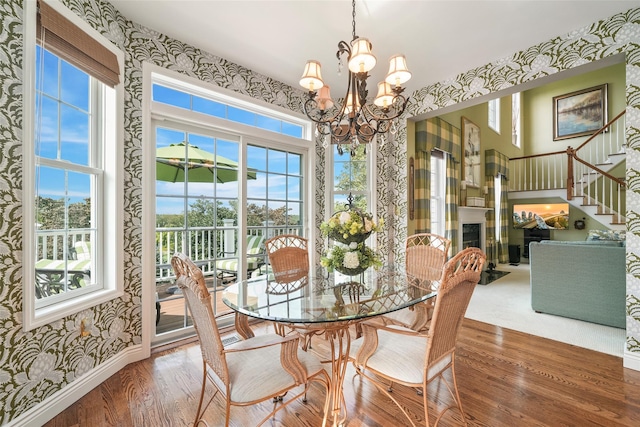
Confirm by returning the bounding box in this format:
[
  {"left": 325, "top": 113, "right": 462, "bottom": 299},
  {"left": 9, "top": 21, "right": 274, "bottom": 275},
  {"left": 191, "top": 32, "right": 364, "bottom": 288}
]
[{"left": 566, "top": 147, "right": 574, "bottom": 201}]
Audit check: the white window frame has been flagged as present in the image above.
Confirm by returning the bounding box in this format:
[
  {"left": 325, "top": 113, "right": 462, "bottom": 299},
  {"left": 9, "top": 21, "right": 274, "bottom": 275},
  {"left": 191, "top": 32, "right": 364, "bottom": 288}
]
[
  {"left": 23, "top": 0, "right": 124, "bottom": 330},
  {"left": 327, "top": 142, "right": 376, "bottom": 218},
  {"left": 512, "top": 92, "right": 522, "bottom": 148},
  {"left": 142, "top": 65, "right": 314, "bottom": 346},
  {"left": 430, "top": 150, "right": 446, "bottom": 237},
  {"left": 488, "top": 98, "right": 500, "bottom": 134}
]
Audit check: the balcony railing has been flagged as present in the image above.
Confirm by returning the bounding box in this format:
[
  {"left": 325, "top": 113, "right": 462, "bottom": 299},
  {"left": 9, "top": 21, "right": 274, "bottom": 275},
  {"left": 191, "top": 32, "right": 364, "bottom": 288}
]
[
  {"left": 508, "top": 110, "right": 626, "bottom": 224},
  {"left": 155, "top": 224, "right": 302, "bottom": 282},
  {"left": 37, "top": 224, "right": 303, "bottom": 288},
  {"left": 36, "top": 229, "right": 91, "bottom": 260}
]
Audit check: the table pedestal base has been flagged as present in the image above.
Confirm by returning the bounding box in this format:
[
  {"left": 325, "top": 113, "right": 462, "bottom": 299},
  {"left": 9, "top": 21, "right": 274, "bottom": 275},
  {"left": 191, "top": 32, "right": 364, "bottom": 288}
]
[{"left": 233, "top": 313, "right": 355, "bottom": 427}]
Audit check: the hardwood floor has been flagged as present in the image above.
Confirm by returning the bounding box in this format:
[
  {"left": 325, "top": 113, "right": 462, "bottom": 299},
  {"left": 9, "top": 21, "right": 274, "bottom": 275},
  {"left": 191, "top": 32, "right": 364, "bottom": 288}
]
[{"left": 44, "top": 319, "right": 640, "bottom": 427}]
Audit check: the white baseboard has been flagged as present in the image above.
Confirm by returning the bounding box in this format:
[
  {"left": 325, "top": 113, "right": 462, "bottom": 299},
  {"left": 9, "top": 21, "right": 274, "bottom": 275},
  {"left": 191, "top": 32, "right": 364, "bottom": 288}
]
[
  {"left": 6, "top": 344, "right": 145, "bottom": 427},
  {"left": 624, "top": 349, "right": 640, "bottom": 371}
]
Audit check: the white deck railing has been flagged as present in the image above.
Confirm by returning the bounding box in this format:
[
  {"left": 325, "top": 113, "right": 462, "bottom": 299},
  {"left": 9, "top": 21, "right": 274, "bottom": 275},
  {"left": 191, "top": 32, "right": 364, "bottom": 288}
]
[
  {"left": 36, "top": 230, "right": 91, "bottom": 260},
  {"left": 36, "top": 224, "right": 302, "bottom": 286},
  {"left": 156, "top": 224, "right": 302, "bottom": 282}
]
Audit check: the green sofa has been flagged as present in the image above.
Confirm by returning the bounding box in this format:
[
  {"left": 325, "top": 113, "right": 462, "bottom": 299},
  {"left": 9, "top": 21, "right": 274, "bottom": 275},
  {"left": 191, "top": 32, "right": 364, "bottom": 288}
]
[{"left": 529, "top": 240, "right": 626, "bottom": 328}]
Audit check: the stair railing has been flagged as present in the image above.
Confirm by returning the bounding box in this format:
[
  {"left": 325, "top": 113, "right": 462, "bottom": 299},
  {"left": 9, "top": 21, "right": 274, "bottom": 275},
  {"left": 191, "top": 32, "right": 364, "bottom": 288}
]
[{"left": 508, "top": 110, "right": 626, "bottom": 223}]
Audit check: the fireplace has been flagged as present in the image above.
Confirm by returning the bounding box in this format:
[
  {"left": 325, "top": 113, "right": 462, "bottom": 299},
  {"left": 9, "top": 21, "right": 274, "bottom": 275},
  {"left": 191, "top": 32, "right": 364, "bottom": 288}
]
[
  {"left": 462, "top": 223, "right": 481, "bottom": 249},
  {"left": 458, "top": 207, "right": 490, "bottom": 253}
]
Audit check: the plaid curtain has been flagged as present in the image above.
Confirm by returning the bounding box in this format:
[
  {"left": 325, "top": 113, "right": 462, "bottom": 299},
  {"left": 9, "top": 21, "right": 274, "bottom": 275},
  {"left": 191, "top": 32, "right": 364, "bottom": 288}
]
[
  {"left": 414, "top": 150, "right": 431, "bottom": 232},
  {"left": 498, "top": 175, "right": 509, "bottom": 263},
  {"left": 445, "top": 153, "right": 459, "bottom": 252},
  {"left": 485, "top": 149, "right": 510, "bottom": 264},
  {"left": 414, "top": 118, "right": 461, "bottom": 234}
]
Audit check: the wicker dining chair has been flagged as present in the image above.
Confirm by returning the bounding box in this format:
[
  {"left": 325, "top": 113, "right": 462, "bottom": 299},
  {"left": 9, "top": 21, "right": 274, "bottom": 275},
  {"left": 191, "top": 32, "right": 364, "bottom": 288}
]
[
  {"left": 350, "top": 247, "right": 485, "bottom": 427},
  {"left": 264, "top": 234, "right": 309, "bottom": 294},
  {"left": 264, "top": 234, "right": 319, "bottom": 348},
  {"left": 171, "top": 253, "right": 330, "bottom": 427},
  {"left": 382, "top": 233, "right": 451, "bottom": 332}
]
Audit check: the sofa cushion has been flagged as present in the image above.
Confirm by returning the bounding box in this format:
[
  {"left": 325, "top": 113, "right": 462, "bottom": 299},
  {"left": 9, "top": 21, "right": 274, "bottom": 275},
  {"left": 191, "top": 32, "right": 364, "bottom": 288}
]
[
  {"left": 540, "top": 239, "right": 622, "bottom": 247},
  {"left": 586, "top": 229, "right": 626, "bottom": 242}
]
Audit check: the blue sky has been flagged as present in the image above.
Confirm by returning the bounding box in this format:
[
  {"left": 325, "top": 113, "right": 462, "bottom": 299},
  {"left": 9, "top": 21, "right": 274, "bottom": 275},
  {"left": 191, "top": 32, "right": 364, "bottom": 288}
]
[
  {"left": 36, "top": 46, "right": 305, "bottom": 222},
  {"left": 36, "top": 47, "right": 91, "bottom": 206}
]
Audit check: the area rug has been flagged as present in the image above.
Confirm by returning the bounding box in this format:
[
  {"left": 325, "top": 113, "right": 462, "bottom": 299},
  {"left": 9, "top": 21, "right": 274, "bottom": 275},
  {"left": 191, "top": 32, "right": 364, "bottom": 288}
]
[
  {"left": 465, "top": 263, "right": 625, "bottom": 357},
  {"left": 479, "top": 269, "right": 510, "bottom": 285}
]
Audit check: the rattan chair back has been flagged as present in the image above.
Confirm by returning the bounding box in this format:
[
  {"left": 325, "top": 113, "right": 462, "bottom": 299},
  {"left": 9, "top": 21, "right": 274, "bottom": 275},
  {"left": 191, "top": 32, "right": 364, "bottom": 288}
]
[
  {"left": 425, "top": 247, "right": 485, "bottom": 367},
  {"left": 405, "top": 233, "right": 451, "bottom": 283},
  {"left": 172, "top": 253, "right": 228, "bottom": 383},
  {"left": 265, "top": 234, "right": 309, "bottom": 294}
]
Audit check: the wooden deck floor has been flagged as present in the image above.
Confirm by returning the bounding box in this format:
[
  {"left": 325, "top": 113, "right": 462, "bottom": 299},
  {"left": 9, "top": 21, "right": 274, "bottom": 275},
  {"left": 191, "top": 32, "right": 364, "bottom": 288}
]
[{"left": 156, "top": 276, "right": 234, "bottom": 334}]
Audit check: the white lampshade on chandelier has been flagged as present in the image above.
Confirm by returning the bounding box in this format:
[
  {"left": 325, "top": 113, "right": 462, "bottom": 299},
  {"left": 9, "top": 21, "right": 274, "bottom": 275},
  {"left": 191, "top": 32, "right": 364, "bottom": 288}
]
[{"left": 299, "top": 0, "right": 411, "bottom": 156}]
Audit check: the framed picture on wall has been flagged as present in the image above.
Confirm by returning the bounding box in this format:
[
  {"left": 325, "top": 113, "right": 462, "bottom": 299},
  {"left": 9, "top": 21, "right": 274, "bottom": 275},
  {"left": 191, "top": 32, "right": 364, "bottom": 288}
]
[
  {"left": 461, "top": 117, "right": 481, "bottom": 188},
  {"left": 553, "top": 84, "right": 608, "bottom": 141}
]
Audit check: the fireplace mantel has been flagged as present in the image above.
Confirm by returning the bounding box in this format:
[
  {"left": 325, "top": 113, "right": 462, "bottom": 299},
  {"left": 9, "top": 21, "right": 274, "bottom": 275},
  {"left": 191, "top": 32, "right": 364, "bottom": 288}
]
[{"left": 458, "top": 207, "right": 490, "bottom": 253}]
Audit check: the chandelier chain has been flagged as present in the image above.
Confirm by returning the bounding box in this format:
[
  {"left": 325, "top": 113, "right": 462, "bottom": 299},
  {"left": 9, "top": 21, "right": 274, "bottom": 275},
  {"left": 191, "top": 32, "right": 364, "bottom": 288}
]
[{"left": 351, "top": 0, "right": 357, "bottom": 41}]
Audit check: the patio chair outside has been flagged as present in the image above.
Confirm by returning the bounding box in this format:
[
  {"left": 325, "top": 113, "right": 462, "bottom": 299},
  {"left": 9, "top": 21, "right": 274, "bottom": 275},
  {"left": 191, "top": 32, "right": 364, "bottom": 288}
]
[
  {"left": 171, "top": 252, "right": 331, "bottom": 427},
  {"left": 350, "top": 247, "right": 485, "bottom": 427},
  {"left": 215, "top": 234, "right": 265, "bottom": 281},
  {"left": 35, "top": 240, "right": 92, "bottom": 298}
]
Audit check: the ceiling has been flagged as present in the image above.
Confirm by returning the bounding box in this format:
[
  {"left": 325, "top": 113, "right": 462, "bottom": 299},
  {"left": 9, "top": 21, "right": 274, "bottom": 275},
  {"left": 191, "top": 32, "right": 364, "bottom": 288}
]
[{"left": 108, "top": 0, "right": 640, "bottom": 97}]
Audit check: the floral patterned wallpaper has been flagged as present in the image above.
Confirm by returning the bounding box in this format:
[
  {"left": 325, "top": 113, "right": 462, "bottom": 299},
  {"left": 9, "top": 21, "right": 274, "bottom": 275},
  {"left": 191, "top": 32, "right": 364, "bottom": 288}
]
[{"left": 0, "top": 0, "right": 638, "bottom": 423}]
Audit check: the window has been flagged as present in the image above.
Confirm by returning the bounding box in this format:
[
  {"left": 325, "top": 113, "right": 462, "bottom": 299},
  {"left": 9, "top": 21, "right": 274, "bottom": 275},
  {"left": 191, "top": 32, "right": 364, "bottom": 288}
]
[
  {"left": 147, "top": 70, "right": 309, "bottom": 344},
  {"left": 153, "top": 79, "right": 304, "bottom": 138},
  {"left": 512, "top": 92, "right": 521, "bottom": 148},
  {"left": 488, "top": 98, "right": 500, "bottom": 133},
  {"left": 430, "top": 150, "right": 446, "bottom": 236},
  {"left": 24, "top": 0, "right": 123, "bottom": 329},
  {"left": 331, "top": 144, "right": 370, "bottom": 212}
]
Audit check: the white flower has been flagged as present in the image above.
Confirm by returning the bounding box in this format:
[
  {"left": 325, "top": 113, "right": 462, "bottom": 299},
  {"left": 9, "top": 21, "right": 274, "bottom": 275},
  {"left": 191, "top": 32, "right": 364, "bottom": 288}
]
[
  {"left": 339, "top": 211, "right": 351, "bottom": 224},
  {"left": 343, "top": 251, "right": 360, "bottom": 269},
  {"left": 349, "top": 242, "right": 358, "bottom": 250},
  {"left": 364, "top": 218, "right": 373, "bottom": 232}
]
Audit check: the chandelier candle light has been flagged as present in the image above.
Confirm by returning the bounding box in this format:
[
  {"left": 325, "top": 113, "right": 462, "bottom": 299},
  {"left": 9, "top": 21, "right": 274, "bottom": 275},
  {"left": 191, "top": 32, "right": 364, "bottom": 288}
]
[{"left": 299, "top": 0, "right": 411, "bottom": 156}]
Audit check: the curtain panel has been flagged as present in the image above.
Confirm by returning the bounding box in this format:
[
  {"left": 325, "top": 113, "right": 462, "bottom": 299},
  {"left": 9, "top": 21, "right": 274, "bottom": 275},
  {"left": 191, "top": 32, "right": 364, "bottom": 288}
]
[
  {"left": 485, "top": 149, "right": 510, "bottom": 180},
  {"left": 414, "top": 118, "right": 461, "bottom": 242},
  {"left": 485, "top": 149, "right": 510, "bottom": 264}
]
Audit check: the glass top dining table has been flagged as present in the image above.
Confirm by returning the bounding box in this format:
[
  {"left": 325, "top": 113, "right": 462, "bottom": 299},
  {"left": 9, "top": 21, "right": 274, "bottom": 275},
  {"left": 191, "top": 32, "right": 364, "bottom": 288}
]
[{"left": 222, "top": 266, "right": 437, "bottom": 426}]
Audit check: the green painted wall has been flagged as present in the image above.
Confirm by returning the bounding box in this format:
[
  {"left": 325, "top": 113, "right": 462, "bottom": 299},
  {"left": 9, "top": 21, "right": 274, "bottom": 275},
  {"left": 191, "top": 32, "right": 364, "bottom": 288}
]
[{"left": 523, "top": 62, "right": 625, "bottom": 155}]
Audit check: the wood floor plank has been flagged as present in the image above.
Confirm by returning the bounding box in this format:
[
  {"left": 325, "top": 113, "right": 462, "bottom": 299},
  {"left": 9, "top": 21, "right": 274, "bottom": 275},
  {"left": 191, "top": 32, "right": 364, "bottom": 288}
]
[{"left": 43, "top": 319, "right": 640, "bottom": 426}]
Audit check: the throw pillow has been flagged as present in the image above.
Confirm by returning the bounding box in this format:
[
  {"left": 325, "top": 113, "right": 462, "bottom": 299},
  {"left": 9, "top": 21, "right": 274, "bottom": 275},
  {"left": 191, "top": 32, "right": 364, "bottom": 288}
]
[{"left": 586, "top": 229, "right": 626, "bottom": 242}]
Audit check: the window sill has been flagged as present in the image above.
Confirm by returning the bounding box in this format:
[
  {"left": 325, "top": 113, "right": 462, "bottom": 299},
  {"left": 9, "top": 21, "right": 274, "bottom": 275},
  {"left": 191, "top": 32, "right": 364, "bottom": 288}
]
[{"left": 25, "top": 287, "right": 124, "bottom": 331}]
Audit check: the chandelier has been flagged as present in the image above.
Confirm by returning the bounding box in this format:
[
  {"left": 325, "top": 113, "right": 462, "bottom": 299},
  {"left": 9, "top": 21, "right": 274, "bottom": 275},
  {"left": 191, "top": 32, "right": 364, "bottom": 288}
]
[{"left": 299, "top": 0, "right": 411, "bottom": 156}]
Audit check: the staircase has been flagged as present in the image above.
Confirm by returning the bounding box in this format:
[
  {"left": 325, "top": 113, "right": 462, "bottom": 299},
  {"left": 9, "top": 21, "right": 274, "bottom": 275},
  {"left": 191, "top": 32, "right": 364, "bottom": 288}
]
[{"left": 508, "top": 110, "right": 626, "bottom": 231}]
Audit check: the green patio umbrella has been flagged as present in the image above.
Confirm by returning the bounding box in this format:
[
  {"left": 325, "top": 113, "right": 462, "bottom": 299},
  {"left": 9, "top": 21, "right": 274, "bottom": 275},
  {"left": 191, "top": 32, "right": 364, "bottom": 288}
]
[{"left": 156, "top": 142, "right": 257, "bottom": 183}]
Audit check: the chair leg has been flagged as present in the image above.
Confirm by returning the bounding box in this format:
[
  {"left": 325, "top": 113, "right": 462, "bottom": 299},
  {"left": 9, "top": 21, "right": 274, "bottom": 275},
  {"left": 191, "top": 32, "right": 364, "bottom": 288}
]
[
  {"left": 194, "top": 364, "right": 220, "bottom": 427},
  {"left": 354, "top": 367, "right": 417, "bottom": 427},
  {"left": 423, "top": 385, "right": 431, "bottom": 427},
  {"left": 193, "top": 362, "right": 208, "bottom": 425},
  {"left": 449, "top": 358, "right": 468, "bottom": 426}
]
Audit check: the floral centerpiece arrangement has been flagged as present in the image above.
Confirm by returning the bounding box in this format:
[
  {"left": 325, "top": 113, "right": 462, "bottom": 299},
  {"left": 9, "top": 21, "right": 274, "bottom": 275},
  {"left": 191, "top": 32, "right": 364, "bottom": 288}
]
[
  {"left": 320, "top": 207, "right": 383, "bottom": 275},
  {"left": 320, "top": 209, "right": 383, "bottom": 244},
  {"left": 320, "top": 242, "right": 382, "bottom": 276}
]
